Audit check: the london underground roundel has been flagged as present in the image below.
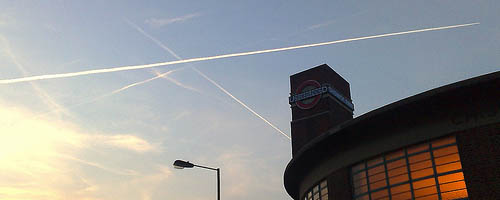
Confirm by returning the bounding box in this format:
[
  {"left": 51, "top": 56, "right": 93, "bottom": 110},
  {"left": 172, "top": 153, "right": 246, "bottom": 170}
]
[{"left": 295, "top": 80, "right": 322, "bottom": 109}]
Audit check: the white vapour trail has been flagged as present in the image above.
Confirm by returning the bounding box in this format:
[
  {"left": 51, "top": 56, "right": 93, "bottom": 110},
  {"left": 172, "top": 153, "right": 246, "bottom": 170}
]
[
  {"left": 127, "top": 19, "right": 202, "bottom": 93},
  {"left": 152, "top": 70, "right": 202, "bottom": 93},
  {"left": 126, "top": 20, "right": 290, "bottom": 140},
  {"left": 30, "top": 68, "right": 181, "bottom": 119},
  {"left": 0, "top": 22, "right": 479, "bottom": 84},
  {"left": 193, "top": 68, "right": 291, "bottom": 140},
  {"left": 0, "top": 35, "right": 70, "bottom": 116},
  {"left": 110, "top": 68, "right": 180, "bottom": 95},
  {"left": 56, "top": 153, "right": 137, "bottom": 176}
]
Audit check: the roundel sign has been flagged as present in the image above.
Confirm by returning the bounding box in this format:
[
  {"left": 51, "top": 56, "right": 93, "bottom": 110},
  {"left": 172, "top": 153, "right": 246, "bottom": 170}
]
[{"left": 290, "top": 80, "right": 327, "bottom": 109}]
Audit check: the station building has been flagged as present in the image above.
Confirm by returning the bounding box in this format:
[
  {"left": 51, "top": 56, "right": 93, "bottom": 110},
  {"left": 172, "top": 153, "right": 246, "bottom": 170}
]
[{"left": 284, "top": 64, "right": 499, "bottom": 200}]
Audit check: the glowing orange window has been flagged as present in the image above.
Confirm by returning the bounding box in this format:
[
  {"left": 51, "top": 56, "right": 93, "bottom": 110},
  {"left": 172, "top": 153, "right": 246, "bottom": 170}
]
[{"left": 350, "top": 135, "right": 468, "bottom": 200}]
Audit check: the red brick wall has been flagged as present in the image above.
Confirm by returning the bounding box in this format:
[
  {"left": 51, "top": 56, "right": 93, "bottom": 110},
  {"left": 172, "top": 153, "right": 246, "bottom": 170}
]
[{"left": 456, "top": 122, "right": 500, "bottom": 199}]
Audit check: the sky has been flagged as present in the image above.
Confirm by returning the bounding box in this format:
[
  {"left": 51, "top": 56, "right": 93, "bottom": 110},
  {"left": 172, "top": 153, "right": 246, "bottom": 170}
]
[{"left": 0, "top": 1, "right": 498, "bottom": 200}]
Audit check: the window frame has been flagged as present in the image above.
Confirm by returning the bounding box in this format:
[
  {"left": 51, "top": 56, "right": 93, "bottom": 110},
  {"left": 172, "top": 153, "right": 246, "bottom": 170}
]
[{"left": 350, "top": 135, "right": 468, "bottom": 200}]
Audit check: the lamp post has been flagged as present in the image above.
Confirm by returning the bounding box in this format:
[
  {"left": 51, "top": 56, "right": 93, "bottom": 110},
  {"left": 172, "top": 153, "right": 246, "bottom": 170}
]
[{"left": 173, "top": 160, "right": 220, "bottom": 200}]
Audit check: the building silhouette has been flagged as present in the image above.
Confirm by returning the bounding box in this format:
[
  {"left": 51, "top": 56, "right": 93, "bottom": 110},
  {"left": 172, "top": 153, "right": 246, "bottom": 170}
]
[{"left": 284, "top": 64, "right": 499, "bottom": 200}]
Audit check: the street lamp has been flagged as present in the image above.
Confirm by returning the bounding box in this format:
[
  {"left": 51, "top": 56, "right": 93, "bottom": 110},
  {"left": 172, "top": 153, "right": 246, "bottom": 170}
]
[{"left": 173, "top": 160, "right": 220, "bottom": 200}]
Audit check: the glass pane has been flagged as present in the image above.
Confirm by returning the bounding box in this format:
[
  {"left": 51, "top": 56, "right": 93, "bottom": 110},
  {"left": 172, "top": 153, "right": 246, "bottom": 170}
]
[
  {"left": 353, "top": 177, "right": 367, "bottom": 188},
  {"left": 431, "top": 136, "right": 456, "bottom": 148},
  {"left": 389, "top": 174, "right": 409, "bottom": 185},
  {"left": 411, "top": 168, "right": 434, "bottom": 179},
  {"left": 433, "top": 146, "right": 458, "bottom": 157},
  {"left": 321, "top": 188, "right": 328, "bottom": 196},
  {"left": 369, "top": 172, "right": 386, "bottom": 183},
  {"left": 386, "top": 149, "right": 404, "bottom": 160},
  {"left": 352, "top": 163, "right": 365, "bottom": 173},
  {"left": 390, "top": 183, "right": 410, "bottom": 195},
  {"left": 370, "top": 179, "right": 387, "bottom": 190},
  {"left": 368, "top": 165, "right": 385, "bottom": 176},
  {"left": 434, "top": 153, "right": 460, "bottom": 165},
  {"left": 313, "top": 185, "right": 319, "bottom": 193},
  {"left": 413, "top": 186, "right": 437, "bottom": 197},
  {"left": 355, "top": 194, "right": 369, "bottom": 200},
  {"left": 436, "top": 161, "right": 462, "bottom": 173},
  {"left": 354, "top": 185, "right": 368, "bottom": 196},
  {"left": 415, "top": 194, "right": 438, "bottom": 200},
  {"left": 441, "top": 189, "right": 468, "bottom": 200},
  {"left": 387, "top": 159, "right": 406, "bottom": 170},
  {"left": 438, "top": 172, "right": 464, "bottom": 184},
  {"left": 314, "top": 193, "right": 319, "bottom": 200},
  {"left": 410, "top": 160, "right": 432, "bottom": 172},
  {"left": 413, "top": 178, "right": 436, "bottom": 189},
  {"left": 353, "top": 171, "right": 367, "bottom": 180},
  {"left": 388, "top": 166, "right": 407, "bottom": 177},
  {"left": 320, "top": 180, "right": 327, "bottom": 188},
  {"left": 391, "top": 191, "right": 412, "bottom": 200},
  {"left": 370, "top": 189, "right": 388, "bottom": 200},
  {"left": 409, "top": 152, "right": 431, "bottom": 163},
  {"left": 368, "top": 156, "right": 384, "bottom": 167},
  {"left": 408, "top": 143, "right": 429, "bottom": 154},
  {"left": 439, "top": 180, "right": 466, "bottom": 192}
]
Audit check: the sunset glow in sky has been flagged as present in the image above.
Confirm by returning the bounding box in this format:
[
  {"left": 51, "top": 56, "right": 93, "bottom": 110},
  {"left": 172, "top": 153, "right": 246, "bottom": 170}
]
[{"left": 0, "top": 1, "right": 499, "bottom": 200}]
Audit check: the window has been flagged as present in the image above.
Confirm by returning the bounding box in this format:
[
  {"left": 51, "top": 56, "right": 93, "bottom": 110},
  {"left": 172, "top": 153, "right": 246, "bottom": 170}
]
[
  {"left": 304, "top": 180, "right": 328, "bottom": 200},
  {"left": 351, "top": 135, "right": 468, "bottom": 200}
]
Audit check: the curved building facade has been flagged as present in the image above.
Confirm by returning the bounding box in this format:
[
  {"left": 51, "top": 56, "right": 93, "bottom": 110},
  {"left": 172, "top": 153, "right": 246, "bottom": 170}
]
[{"left": 284, "top": 64, "right": 499, "bottom": 200}]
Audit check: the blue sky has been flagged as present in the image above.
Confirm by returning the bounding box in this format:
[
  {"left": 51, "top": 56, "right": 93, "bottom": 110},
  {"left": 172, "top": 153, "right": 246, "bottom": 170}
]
[{"left": 0, "top": 1, "right": 498, "bottom": 200}]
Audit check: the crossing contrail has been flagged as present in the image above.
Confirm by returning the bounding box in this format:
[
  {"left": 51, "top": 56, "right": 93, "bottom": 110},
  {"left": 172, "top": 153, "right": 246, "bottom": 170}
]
[
  {"left": 0, "top": 22, "right": 479, "bottom": 84},
  {"left": 110, "top": 68, "right": 181, "bottom": 95},
  {"left": 193, "top": 68, "right": 291, "bottom": 140},
  {"left": 126, "top": 20, "right": 290, "bottom": 140},
  {"left": 0, "top": 35, "right": 70, "bottom": 116}
]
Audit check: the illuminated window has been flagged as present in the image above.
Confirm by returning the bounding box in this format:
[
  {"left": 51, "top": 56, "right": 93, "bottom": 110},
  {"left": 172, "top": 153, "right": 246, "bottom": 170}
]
[
  {"left": 304, "top": 180, "right": 328, "bottom": 200},
  {"left": 351, "top": 135, "right": 468, "bottom": 200}
]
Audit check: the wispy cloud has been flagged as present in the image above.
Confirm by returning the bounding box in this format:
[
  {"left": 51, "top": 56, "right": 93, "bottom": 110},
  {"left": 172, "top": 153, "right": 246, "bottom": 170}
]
[
  {"left": 308, "top": 19, "right": 338, "bottom": 30},
  {"left": 145, "top": 13, "right": 201, "bottom": 28},
  {"left": 172, "top": 110, "right": 191, "bottom": 121},
  {"left": 0, "top": 102, "right": 164, "bottom": 199},
  {"left": 0, "top": 13, "right": 14, "bottom": 26},
  {"left": 0, "top": 22, "right": 479, "bottom": 84},
  {"left": 307, "top": 11, "right": 367, "bottom": 31},
  {"left": 91, "top": 134, "right": 159, "bottom": 153}
]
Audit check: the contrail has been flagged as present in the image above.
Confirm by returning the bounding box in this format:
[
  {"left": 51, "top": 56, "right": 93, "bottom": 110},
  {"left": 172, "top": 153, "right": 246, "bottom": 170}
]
[
  {"left": 29, "top": 68, "right": 181, "bottom": 119},
  {"left": 128, "top": 19, "right": 203, "bottom": 93},
  {"left": 110, "top": 68, "right": 181, "bottom": 95},
  {"left": 193, "top": 68, "right": 291, "bottom": 140},
  {"left": 126, "top": 20, "right": 290, "bottom": 140},
  {"left": 56, "top": 153, "right": 137, "bottom": 176},
  {"left": 0, "top": 22, "right": 479, "bottom": 84},
  {"left": 0, "top": 35, "right": 70, "bottom": 116},
  {"left": 152, "top": 69, "right": 202, "bottom": 93}
]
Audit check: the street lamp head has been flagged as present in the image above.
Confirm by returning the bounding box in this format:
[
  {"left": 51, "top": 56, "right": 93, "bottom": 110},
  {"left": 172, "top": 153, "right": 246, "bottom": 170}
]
[{"left": 173, "top": 160, "right": 194, "bottom": 169}]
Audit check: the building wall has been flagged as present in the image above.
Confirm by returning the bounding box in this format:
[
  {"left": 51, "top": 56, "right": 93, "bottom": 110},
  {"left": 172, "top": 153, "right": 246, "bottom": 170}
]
[
  {"left": 298, "top": 121, "right": 499, "bottom": 200},
  {"left": 327, "top": 167, "right": 352, "bottom": 200},
  {"left": 457, "top": 122, "right": 500, "bottom": 199}
]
